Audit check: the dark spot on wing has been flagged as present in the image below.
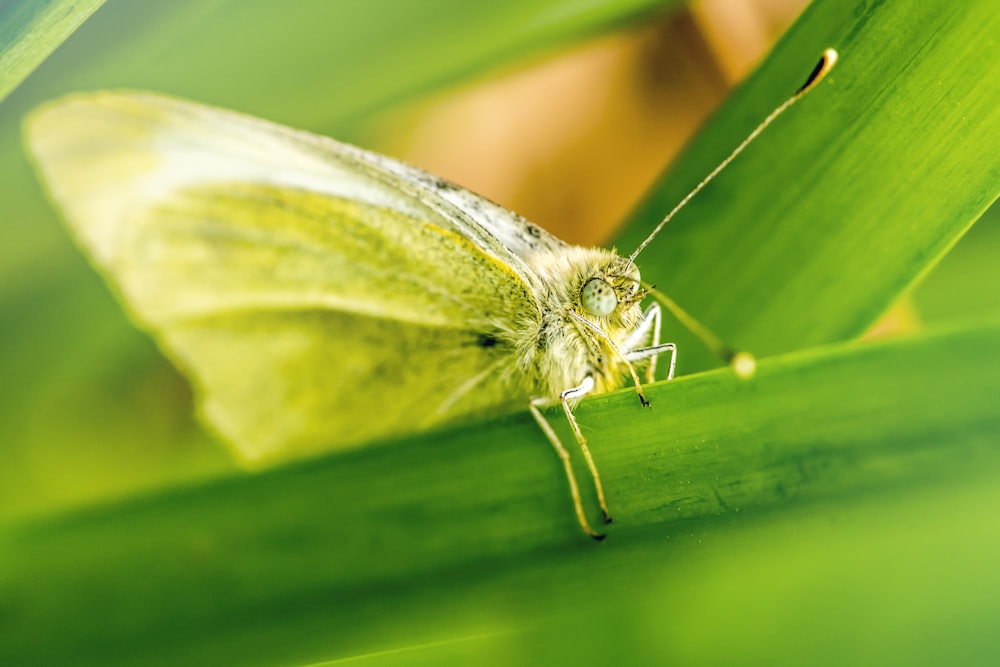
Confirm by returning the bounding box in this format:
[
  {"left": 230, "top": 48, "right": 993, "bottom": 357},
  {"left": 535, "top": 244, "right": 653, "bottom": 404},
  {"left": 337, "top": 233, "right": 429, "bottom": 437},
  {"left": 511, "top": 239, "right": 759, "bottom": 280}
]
[
  {"left": 430, "top": 176, "right": 459, "bottom": 192},
  {"left": 477, "top": 333, "right": 499, "bottom": 348},
  {"left": 509, "top": 222, "right": 543, "bottom": 251}
]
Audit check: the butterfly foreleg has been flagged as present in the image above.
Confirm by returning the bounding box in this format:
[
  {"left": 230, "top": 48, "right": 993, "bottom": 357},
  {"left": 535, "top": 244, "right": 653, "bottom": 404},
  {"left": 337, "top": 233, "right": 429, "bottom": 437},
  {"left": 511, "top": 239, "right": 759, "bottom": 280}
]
[
  {"left": 623, "top": 302, "right": 664, "bottom": 383},
  {"left": 624, "top": 303, "right": 677, "bottom": 383},
  {"left": 624, "top": 341, "right": 677, "bottom": 383},
  {"left": 529, "top": 374, "right": 610, "bottom": 540}
]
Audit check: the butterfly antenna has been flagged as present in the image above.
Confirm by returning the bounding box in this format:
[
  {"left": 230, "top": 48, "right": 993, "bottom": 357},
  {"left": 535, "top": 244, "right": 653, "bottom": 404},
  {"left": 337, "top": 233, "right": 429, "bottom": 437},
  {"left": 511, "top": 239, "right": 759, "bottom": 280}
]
[{"left": 627, "top": 48, "right": 838, "bottom": 266}]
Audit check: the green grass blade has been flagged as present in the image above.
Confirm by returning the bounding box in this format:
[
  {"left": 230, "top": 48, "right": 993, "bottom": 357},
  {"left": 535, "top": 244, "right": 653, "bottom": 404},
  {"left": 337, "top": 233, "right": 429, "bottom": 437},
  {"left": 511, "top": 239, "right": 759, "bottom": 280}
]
[
  {"left": 0, "top": 0, "right": 106, "bottom": 103},
  {"left": 617, "top": 0, "right": 1000, "bottom": 365},
  {"left": 3, "top": 323, "right": 998, "bottom": 666}
]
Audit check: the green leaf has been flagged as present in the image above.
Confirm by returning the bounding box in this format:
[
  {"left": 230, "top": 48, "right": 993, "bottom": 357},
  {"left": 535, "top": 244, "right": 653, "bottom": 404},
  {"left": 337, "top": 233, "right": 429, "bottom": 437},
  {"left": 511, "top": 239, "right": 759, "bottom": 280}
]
[
  {"left": 2, "top": 323, "right": 999, "bottom": 666},
  {"left": 0, "top": 0, "right": 106, "bottom": 103},
  {"left": 618, "top": 0, "right": 1000, "bottom": 365}
]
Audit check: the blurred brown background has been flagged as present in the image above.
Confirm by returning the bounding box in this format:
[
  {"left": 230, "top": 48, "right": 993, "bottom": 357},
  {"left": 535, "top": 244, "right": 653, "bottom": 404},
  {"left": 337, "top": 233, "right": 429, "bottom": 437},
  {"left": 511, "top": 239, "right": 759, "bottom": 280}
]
[{"left": 380, "top": 0, "right": 809, "bottom": 245}]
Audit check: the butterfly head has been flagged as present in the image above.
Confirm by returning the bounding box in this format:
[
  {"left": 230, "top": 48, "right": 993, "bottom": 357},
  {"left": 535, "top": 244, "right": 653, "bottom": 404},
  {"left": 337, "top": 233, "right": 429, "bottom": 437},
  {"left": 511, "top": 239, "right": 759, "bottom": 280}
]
[{"left": 580, "top": 260, "right": 645, "bottom": 319}]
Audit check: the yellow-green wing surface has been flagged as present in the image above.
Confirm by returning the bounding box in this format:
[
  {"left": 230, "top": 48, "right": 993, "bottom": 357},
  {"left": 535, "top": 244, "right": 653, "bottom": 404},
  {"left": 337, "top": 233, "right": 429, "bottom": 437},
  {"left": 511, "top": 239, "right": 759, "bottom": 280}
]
[{"left": 25, "top": 93, "right": 541, "bottom": 464}]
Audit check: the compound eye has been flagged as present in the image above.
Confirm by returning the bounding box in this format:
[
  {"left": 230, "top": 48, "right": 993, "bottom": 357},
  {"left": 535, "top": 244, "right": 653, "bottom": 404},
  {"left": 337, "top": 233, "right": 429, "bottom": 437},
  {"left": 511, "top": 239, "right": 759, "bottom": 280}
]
[{"left": 581, "top": 278, "right": 618, "bottom": 316}]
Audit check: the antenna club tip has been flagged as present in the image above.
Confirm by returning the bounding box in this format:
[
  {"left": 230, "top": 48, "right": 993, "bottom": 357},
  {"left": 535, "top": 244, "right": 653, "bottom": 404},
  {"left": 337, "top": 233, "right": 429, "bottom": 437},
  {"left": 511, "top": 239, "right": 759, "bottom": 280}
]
[
  {"left": 730, "top": 351, "right": 757, "bottom": 380},
  {"left": 797, "top": 47, "right": 840, "bottom": 95}
]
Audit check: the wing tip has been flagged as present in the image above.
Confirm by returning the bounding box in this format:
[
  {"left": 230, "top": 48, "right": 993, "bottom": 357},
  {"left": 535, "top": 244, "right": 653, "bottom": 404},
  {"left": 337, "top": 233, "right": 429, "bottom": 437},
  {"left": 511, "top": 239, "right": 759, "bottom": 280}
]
[{"left": 23, "top": 90, "right": 175, "bottom": 266}]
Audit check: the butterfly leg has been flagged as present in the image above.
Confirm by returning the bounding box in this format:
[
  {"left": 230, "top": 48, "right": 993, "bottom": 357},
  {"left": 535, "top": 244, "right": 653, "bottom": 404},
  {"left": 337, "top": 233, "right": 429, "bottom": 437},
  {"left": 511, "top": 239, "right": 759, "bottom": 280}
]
[
  {"left": 558, "top": 376, "right": 614, "bottom": 527},
  {"left": 530, "top": 375, "right": 610, "bottom": 539},
  {"left": 570, "top": 309, "right": 651, "bottom": 407},
  {"left": 623, "top": 302, "right": 663, "bottom": 383},
  {"left": 625, "top": 342, "right": 677, "bottom": 382}
]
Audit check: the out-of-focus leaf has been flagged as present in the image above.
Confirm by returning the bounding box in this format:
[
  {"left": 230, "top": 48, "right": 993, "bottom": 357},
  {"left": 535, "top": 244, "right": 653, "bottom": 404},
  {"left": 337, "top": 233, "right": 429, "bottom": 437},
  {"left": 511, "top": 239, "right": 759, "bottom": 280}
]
[
  {"left": 0, "top": 0, "right": 105, "bottom": 103},
  {"left": 2, "top": 323, "right": 998, "bottom": 665}
]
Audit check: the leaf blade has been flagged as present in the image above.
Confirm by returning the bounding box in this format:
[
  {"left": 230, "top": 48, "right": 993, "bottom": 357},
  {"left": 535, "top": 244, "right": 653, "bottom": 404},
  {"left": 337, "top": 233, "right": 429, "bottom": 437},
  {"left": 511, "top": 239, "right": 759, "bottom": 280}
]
[
  {"left": 2, "top": 323, "right": 999, "bottom": 665},
  {"left": 0, "top": 0, "right": 106, "bottom": 103},
  {"left": 618, "top": 0, "right": 1000, "bottom": 362}
]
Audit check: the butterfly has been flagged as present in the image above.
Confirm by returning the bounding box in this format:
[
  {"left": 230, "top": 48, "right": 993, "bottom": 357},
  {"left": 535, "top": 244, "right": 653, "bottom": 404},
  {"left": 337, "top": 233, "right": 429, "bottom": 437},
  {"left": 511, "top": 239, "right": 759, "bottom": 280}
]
[{"left": 24, "top": 49, "right": 835, "bottom": 539}]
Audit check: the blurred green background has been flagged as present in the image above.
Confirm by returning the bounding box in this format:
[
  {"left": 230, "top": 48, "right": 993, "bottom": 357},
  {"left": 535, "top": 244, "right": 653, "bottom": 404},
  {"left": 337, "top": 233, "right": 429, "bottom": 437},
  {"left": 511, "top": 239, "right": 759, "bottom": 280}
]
[{"left": 1, "top": 0, "right": 998, "bottom": 665}]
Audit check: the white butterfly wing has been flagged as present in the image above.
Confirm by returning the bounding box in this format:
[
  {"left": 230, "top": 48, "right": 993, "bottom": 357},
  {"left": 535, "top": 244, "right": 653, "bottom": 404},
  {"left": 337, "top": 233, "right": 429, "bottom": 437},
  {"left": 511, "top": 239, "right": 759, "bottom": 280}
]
[
  {"left": 391, "top": 169, "right": 570, "bottom": 264},
  {"left": 25, "top": 92, "right": 543, "bottom": 464}
]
